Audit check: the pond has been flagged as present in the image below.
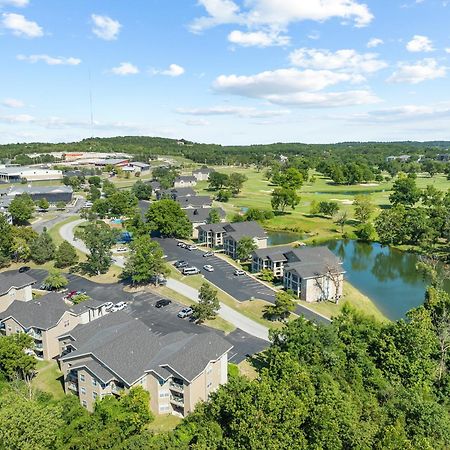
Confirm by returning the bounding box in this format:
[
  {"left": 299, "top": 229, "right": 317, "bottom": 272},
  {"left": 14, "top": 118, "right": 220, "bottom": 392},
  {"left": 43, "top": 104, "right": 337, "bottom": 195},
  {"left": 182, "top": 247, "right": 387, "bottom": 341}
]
[
  {"left": 322, "top": 240, "right": 450, "bottom": 320},
  {"left": 267, "top": 231, "right": 304, "bottom": 246}
]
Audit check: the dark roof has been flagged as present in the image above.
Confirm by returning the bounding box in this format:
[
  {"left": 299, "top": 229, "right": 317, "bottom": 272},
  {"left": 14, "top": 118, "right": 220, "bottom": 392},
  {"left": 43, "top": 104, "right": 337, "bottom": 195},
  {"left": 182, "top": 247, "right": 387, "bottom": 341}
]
[
  {"left": 9, "top": 186, "right": 73, "bottom": 195},
  {"left": 71, "top": 358, "right": 116, "bottom": 384},
  {"left": 198, "top": 222, "right": 229, "bottom": 233},
  {"left": 60, "top": 312, "right": 232, "bottom": 385},
  {"left": 1, "top": 293, "right": 105, "bottom": 330},
  {"left": 223, "top": 221, "right": 267, "bottom": 241},
  {"left": 177, "top": 195, "right": 212, "bottom": 208},
  {"left": 185, "top": 207, "right": 226, "bottom": 224},
  {"left": 0, "top": 272, "right": 35, "bottom": 296},
  {"left": 175, "top": 176, "right": 196, "bottom": 182},
  {"left": 252, "top": 245, "right": 294, "bottom": 260},
  {"left": 193, "top": 167, "right": 214, "bottom": 174},
  {"left": 172, "top": 187, "right": 195, "bottom": 196}
]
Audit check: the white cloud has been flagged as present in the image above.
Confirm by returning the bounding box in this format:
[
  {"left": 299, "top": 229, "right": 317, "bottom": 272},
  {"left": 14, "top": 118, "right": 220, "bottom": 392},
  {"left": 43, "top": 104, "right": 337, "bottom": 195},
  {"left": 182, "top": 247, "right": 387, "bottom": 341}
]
[
  {"left": 152, "top": 64, "right": 185, "bottom": 77},
  {"left": 183, "top": 118, "right": 210, "bottom": 126},
  {"left": 17, "top": 54, "right": 81, "bottom": 65},
  {"left": 1, "top": 12, "right": 43, "bottom": 37},
  {"left": 352, "top": 103, "right": 450, "bottom": 122},
  {"left": 1, "top": 98, "right": 24, "bottom": 108},
  {"left": 289, "top": 48, "right": 387, "bottom": 73},
  {"left": 0, "top": 113, "right": 34, "bottom": 123},
  {"left": 0, "top": 0, "right": 29, "bottom": 6},
  {"left": 91, "top": 14, "right": 121, "bottom": 40},
  {"left": 228, "top": 30, "right": 290, "bottom": 47},
  {"left": 388, "top": 58, "right": 446, "bottom": 84},
  {"left": 190, "top": 0, "right": 374, "bottom": 33},
  {"left": 367, "top": 38, "right": 383, "bottom": 48},
  {"left": 406, "top": 35, "right": 434, "bottom": 52},
  {"left": 177, "top": 105, "right": 290, "bottom": 118},
  {"left": 111, "top": 62, "right": 139, "bottom": 76},
  {"left": 445, "top": 48, "right": 450, "bottom": 53}
]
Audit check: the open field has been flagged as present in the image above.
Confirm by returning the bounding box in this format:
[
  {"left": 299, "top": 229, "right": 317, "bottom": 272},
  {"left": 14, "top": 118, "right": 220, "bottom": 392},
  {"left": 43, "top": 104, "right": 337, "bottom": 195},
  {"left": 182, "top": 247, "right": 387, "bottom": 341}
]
[
  {"left": 147, "top": 414, "right": 182, "bottom": 433},
  {"left": 31, "top": 360, "right": 65, "bottom": 400}
]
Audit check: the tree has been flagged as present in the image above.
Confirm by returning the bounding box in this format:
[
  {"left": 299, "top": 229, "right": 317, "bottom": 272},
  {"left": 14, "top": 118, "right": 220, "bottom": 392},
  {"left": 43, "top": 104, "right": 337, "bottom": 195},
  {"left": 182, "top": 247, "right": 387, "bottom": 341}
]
[
  {"left": 88, "top": 175, "right": 102, "bottom": 187},
  {"left": 236, "top": 236, "right": 257, "bottom": 261},
  {"left": 335, "top": 211, "right": 348, "bottom": 235},
  {"left": 55, "top": 241, "right": 79, "bottom": 268},
  {"left": 131, "top": 180, "right": 152, "bottom": 200},
  {"left": 91, "top": 198, "right": 110, "bottom": 218},
  {"left": 88, "top": 185, "right": 101, "bottom": 202},
  {"left": 9, "top": 194, "right": 35, "bottom": 225},
  {"left": 389, "top": 174, "right": 420, "bottom": 206},
  {"left": 228, "top": 173, "right": 248, "bottom": 196},
  {"left": 30, "top": 229, "right": 56, "bottom": 264},
  {"left": 121, "top": 235, "right": 169, "bottom": 285},
  {"left": 102, "top": 179, "right": 117, "bottom": 197},
  {"left": 354, "top": 195, "right": 375, "bottom": 223},
  {"left": 43, "top": 268, "right": 68, "bottom": 290},
  {"left": 264, "top": 290, "right": 296, "bottom": 321},
  {"left": 0, "top": 333, "right": 36, "bottom": 380},
  {"left": 37, "top": 198, "right": 49, "bottom": 211},
  {"left": 355, "top": 222, "right": 376, "bottom": 241},
  {"left": 108, "top": 191, "right": 138, "bottom": 217},
  {"left": 318, "top": 201, "right": 340, "bottom": 217},
  {"left": 259, "top": 269, "right": 275, "bottom": 282},
  {"left": 56, "top": 201, "right": 66, "bottom": 210},
  {"left": 276, "top": 167, "right": 304, "bottom": 190},
  {"left": 0, "top": 213, "right": 13, "bottom": 266},
  {"left": 207, "top": 208, "right": 221, "bottom": 224},
  {"left": 271, "top": 188, "right": 300, "bottom": 212},
  {"left": 145, "top": 199, "right": 192, "bottom": 238},
  {"left": 208, "top": 172, "right": 229, "bottom": 190},
  {"left": 71, "top": 293, "right": 90, "bottom": 304},
  {"left": 216, "top": 189, "right": 231, "bottom": 202},
  {"left": 422, "top": 160, "right": 439, "bottom": 178},
  {"left": 192, "top": 282, "right": 220, "bottom": 323}
]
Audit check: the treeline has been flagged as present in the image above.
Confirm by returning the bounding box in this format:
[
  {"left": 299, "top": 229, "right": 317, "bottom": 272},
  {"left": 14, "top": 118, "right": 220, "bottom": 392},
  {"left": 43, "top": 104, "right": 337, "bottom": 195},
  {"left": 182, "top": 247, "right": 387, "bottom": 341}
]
[{"left": 2, "top": 136, "right": 450, "bottom": 167}]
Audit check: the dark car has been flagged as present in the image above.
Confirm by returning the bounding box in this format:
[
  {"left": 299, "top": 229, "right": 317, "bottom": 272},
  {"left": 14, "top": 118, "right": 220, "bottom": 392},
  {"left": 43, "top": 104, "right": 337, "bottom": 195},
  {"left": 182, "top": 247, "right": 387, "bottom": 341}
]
[
  {"left": 174, "top": 260, "right": 189, "bottom": 268},
  {"left": 18, "top": 266, "right": 31, "bottom": 273},
  {"left": 155, "top": 299, "right": 172, "bottom": 308}
]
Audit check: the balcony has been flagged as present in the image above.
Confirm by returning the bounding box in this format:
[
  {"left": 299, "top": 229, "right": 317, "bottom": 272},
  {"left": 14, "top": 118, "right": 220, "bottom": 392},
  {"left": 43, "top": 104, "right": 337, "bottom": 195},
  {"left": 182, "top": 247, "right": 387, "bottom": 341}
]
[
  {"left": 111, "top": 384, "right": 124, "bottom": 395},
  {"left": 169, "top": 382, "right": 184, "bottom": 393},
  {"left": 34, "top": 342, "right": 43, "bottom": 350},
  {"left": 68, "top": 382, "right": 78, "bottom": 392},
  {"left": 170, "top": 395, "right": 184, "bottom": 407},
  {"left": 28, "top": 329, "right": 42, "bottom": 340}
]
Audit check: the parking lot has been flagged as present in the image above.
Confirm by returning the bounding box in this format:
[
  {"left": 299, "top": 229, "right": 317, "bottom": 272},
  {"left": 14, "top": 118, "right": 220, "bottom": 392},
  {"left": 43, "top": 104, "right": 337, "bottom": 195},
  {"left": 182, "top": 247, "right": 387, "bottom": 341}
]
[
  {"left": 18, "top": 269, "right": 269, "bottom": 363},
  {"left": 154, "top": 237, "right": 276, "bottom": 303}
]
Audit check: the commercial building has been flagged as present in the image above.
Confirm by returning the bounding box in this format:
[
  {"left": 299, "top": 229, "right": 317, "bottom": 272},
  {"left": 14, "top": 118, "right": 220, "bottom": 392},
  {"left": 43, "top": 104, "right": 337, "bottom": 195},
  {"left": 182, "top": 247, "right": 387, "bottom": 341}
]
[
  {"left": 0, "top": 272, "right": 35, "bottom": 313},
  {"left": 198, "top": 221, "right": 268, "bottom": 258},
  {"left": 0, "top": 166, "right": 63, "bottom": 183},
  {"left": 193, "top": 167, "right": 214, "bottom": 181},
  {"left": 7, "top": 185, "right": 73, "bottom": 203},
  {"left": 58, "top": 312, "right": 232, "bottom": 416},
  {"left": 0, "top": 293, "right": 108, "bottom": 360},
  {"left": 94, "top": 158, "right": 130, "bottom": 168},
  {"left": 252, "top": 246, "right": 344, "bottom": 302}
]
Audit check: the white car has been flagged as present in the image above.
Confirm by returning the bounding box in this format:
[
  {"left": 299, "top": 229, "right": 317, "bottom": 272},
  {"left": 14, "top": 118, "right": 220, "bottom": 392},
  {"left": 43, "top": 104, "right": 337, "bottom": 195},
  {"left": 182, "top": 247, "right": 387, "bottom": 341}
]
[
  {"left": 111, "top": 301, "right": 127, "bottom": 312},
  {"left": 203, "top": 264, "right": 214, "bottom": 272},
  {"left": 187, "top": 245, "right": 197, "bottom": 251},
  {"left": 84, "top": 201, "right": 93, "bottom": 208},
  {"left": 115, "top": 247, "right": 128, "bottom": 253},
  {"left": 234, "top": 269, "right": 245, "bottom": 276},
  {"left": 177, "top": 307, "right": 193, "bottom": 319},
  {"left": 104, "top": 302, "right": 114, "bottom": 311}
]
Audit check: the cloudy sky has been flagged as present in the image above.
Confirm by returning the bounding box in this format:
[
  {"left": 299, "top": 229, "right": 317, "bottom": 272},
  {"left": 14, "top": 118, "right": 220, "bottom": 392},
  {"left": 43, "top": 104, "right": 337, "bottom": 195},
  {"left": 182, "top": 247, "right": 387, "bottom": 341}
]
[{"left": 1, "top": 0, "right": 450, "bottom": 145}]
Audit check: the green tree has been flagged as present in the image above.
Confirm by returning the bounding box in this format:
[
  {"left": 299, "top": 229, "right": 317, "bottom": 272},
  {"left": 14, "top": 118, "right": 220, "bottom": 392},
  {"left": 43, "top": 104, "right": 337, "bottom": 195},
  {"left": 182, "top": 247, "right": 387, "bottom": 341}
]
[
  {"left": 55, "top": 241, "right": 79, "bottom": 268},
  {"left": 37, "top": 198, "right": 49, "bottom": 211},
  {"left": 0, "top": 333, "right": 36, "bottom": 380},
  {"left": 227, "top": 173, "right": 248, "bottom": 196},
  {"left": 91, "top": 198, "right": 110, "bottom": 218},
  {"left": 389, "top": 174, "right": 421, "bottom": 206},
  {"left": 102, "top": 179, "right": 117, "bottom": 197},
  {"left": 192, "top": 282, "right": 220, "bottom": 323},
  {"left": 0, "top": 213, "right": 13, "bottom": 266},
  {"left": 216, "top": 189, "right": 231, "bottom": 202},
  {"left": 131, "top": 179, "right": 152, "bottom": 200},
  {"left": 30, "top": 228, "right": 56, "bottom": 264},
  {"left": 259, "top": 268, "right": 275, "bottom": 282},
  {"left": 318, "top": 201, "right": 340, "bottom": 217},
  {"left": 71, "top": 293, "right": 90, "bottom": 304},
  {"left": 121, "top": 235, "right": 168, "bottom": 285},
  {"left": 277, "top": 167, "right": 304, "bottom": 190},
  {"left": 9, "top": 194, "right": 35, "bottom": 225},
  {"left": 145, "top": 199, "right": 192, "bottom": 238},
  {"left": 108, "top": 191, "right": 138, "bottom": 217},
  {"left": 88, "top": 185, "right": 101, "bottom": 202},
  {"left": 271, "top": 188, "right": 300, "bottom": 212},
  {"left": 43, "top": 268, "right": 68, "bottom": 290},
  {"left": 335, "top": 211, "right": 348, "bottom": 235},
  {"left": 88, "top": 175, "right": 102, "bottom": 187},
  {"left": 207, "top": 208, "right": 221, "bottom": 224},
  {"left": 208, "top": 172, "right": 229, "bottom": 190},
  {"left": 75, "top": 221, "right": 119, "bottom": 274},
  {"left": 264, "top": 290, "right": 296, "bottom": 321},
  {"left": 55, "top": 201, "right": 66, "bottom": 210},
  {"left": 354, "top": 195, "right": 375, "bottom": 223},
  {"left": 236, "top": 236, "right": 257, "bottom": 261}
]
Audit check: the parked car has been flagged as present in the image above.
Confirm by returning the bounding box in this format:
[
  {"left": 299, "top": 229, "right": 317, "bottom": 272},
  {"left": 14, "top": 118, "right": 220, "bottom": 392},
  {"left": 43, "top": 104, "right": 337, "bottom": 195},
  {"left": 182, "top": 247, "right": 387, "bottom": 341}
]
[
  {"left": 104, "top": 302, "right": 114, "bottom": 310},
  {"left": 174, "top": 260, "right": 188, "bottom": 268},
  {"left": 177, "top": 307, "right": 193, "bottom": 318},
  {"left": 234, "top": 269, "right": 245, "bottom": 276},
  {"left": 84, "top": 201, "right": 93, "bottom": 208},
  {"left": 150, "top": 275, "right": 167, "bottom": 286},
  {"left": 111, "top": 301, "right": 127, "bottom": 312},
  {"left": 40, "top": 283, "right": 52, "bottom": 291},
  {"left": 18, "top": 266, "right": 30, "bottom": 273},
  {"left": 177, "top": 241, "right": 186, "bottom": 248},
  {"left": 116, "top": 246, "right": 128, "bottom": 253},
  {"left": 64, "top": 290, "right": 78, "bottom": 300},
  {"left": 182, "top": 267, "right": 200, "bottom": 275},
  {"left": 203, "top": 264, "right": 214, "bottom": 272},
  {"left": 203, "top": 252, "right": 214, "bottom": 257},
  {"left": 187, "top": 245, "right": 197, "bottom": 251},
  {"left": 155, "top": 299, "right": 172, "bottom": 308}
]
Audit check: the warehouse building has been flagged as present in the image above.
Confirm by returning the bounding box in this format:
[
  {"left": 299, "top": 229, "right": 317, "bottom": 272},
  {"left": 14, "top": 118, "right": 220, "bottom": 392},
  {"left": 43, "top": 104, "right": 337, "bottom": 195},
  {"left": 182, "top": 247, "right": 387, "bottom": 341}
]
[{"left": 0, "top": 166, "right": 63, "bottom": 183}]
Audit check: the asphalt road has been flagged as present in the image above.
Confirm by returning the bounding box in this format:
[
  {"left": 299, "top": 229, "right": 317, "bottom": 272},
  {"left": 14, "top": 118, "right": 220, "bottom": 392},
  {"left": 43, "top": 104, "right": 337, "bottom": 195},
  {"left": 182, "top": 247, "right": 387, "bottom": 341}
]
[
  {"left": 19, "top": 269, "right": 268, "bottom": 363},
  {"left": 155, "top": 237, "right": 331, "bottom": 326}
]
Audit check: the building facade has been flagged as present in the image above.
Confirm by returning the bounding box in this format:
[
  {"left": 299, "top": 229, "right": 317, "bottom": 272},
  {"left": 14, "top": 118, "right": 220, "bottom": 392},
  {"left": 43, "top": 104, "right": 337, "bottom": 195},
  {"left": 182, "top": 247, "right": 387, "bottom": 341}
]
[
  {"left": 174, "top": 176, "right": 197, "bottom": 188},
  {"left": 0, "top": 272, "right": 35, "bottom": 313}
]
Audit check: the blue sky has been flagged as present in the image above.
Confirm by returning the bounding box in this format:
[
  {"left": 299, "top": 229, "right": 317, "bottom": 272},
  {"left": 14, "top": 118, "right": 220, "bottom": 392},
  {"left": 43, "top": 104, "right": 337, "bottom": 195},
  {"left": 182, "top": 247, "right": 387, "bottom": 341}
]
[{"left": 0, "top": 0, "right": 449, "bottom": 145}]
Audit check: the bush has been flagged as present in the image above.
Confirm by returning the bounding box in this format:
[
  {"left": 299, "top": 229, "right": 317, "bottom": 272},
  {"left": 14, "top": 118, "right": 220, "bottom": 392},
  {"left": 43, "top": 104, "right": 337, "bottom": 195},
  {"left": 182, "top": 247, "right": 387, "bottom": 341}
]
[
  {"left": 356, "top": 222, "right": 376, "bottom": 241},
  {"left": 228, "top": 363, "right": 239, "bottom": 378}
]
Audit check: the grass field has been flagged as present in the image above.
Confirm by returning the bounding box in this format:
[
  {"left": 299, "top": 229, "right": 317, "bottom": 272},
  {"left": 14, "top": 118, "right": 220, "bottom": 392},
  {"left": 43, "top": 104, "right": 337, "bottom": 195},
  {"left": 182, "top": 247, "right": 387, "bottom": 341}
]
[
  {"left": 31, "top": 360, "right": 65, "bottom": 400},
  {"left": 148, "top": 414, "right": 182, "bottom": 433}
]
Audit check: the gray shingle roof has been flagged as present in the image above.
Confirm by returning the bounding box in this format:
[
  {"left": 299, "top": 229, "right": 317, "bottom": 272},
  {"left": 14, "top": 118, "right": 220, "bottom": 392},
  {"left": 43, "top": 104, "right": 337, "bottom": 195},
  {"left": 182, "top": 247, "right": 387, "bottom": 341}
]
[
  {"left": 197, "top": 222, "right": 229, "bottom": 233},
  {"left": 60, "top": 312, "right": 232, "bottom": 385},
  {"left": 175, "top": 176, "right": 196, "bottom": 182},
  {"left": 177, "top": 195, "right": 212, "bottom": 208},
  {"left": 252, "top": 245, "right": 294, "bottom": 260},
  {"left": 0, "top": 272, "right": 35, "bottom": 296},
  {"left": 223, "top": 221, "right": 267, "bottom": 241},
  {"left": 185, "top": 207, "right": 226, "bottom": 224},
  {"left": 9, "top": 186, "right": 73, "bottom": 195}
]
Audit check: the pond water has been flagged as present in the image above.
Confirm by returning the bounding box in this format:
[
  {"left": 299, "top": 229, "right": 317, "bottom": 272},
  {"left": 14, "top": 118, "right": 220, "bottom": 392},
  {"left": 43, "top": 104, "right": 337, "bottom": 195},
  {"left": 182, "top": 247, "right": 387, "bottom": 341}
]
[
  {"left": 267, "top": 231, "right": 304, "bottom": 246},
  {"left": 322, "top": 240, "right": 450, "bottom": 320}
]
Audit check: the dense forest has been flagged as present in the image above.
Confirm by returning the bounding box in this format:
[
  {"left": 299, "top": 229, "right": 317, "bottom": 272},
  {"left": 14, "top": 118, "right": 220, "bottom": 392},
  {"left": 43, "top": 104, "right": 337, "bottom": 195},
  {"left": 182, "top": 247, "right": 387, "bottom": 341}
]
[{"left": 1, "top": 136, "right": 449, "bottom": 166}]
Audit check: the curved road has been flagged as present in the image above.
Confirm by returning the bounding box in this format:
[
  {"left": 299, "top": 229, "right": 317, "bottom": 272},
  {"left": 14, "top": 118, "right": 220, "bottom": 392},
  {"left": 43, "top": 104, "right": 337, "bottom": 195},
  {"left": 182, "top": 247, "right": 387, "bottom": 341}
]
[{"left": 59, "top": 219, "right": 270, "bottom": 341}]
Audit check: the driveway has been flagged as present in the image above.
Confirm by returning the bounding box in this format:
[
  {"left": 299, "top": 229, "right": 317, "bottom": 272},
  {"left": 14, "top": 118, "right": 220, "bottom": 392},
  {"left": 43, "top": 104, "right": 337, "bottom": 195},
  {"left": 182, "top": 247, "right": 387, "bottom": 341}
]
[{"left": 15, "top": 269, "right": 268, "bottom": 363}]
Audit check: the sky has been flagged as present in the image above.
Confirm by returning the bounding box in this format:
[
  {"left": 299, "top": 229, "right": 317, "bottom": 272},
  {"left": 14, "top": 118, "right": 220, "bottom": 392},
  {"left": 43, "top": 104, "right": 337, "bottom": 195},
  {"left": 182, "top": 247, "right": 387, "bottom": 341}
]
[{"left": 0, "top": 0, "right": 450, "bottom": 145}]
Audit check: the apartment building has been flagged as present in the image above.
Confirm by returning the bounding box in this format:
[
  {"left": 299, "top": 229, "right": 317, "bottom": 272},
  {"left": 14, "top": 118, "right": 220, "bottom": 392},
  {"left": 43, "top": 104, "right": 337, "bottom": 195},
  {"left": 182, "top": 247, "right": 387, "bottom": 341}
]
[
  {"left": 0, "top": 272, "right": 35, "bottom": 313},
  {"left": 185, "top": 207, "right": 226, "bottom": 239},
  {"left": 0, "top": 293, "right": 108, "bottom": 359},
  {"left": 174, "top": 176, "right": 197, "bottom": 188},
  {"left": 252, "top": 246, "right": 345, "bottom": 302},
  {"left": 156, "top": 187, "right": 196, "bottom": 200},
  {"left": 176, "top": 196, "right": 212, "bottom": 209},
  {"left": 193, "top": 167, "right": 214, "bottom": 181},
  {"left": 58, "top": 312, "right": 232, "bottom": 416}
]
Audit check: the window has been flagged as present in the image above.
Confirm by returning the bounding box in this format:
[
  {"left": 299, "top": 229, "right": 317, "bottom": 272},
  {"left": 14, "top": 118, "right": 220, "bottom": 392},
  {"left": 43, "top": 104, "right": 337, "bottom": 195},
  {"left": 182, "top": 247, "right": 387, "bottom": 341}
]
[
  {"left": 93, "top": 392, "right": 98, "bottom": 400},
  {"left": 80, "top": 387, "right": 86, "bottom": 395},
  {"left": 207, "top": 366, "right": 212, "bottom": 375},
  {"left": 92, "top": 378, "right": 97, "bottom": 387},
  {"left": 79, "top": 374, "right": 85, "bottom": 382},
  {"left": 159, "top": 391, "right": 169, "bottom": 398},
  {"left": 82, "top": 400, "right": 87, "bottom": 408},
  {"left": 7, "top": 326, "right": 11, "bottom": 332},
  {"left": 207, "top": 382, "right": 213, "bottom": 389},
  {"left": 159, "top": 405, "right": 170, "bottom": 412},
  {"left": 64, "top": 320, "right": 70, "bottom": 328},
  {"left": 15, "top": 327, "right": 21, "bottom": 333}
]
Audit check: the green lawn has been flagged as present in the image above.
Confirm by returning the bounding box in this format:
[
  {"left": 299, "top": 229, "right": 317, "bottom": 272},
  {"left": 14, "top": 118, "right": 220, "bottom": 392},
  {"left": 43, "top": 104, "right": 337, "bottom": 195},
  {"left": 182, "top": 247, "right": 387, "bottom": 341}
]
[
  {"left": 148, "top": 414, "right": 182, "bottom": 433},
  {"left": 31, "top": 360, "right": 65, "bottom": 400}
]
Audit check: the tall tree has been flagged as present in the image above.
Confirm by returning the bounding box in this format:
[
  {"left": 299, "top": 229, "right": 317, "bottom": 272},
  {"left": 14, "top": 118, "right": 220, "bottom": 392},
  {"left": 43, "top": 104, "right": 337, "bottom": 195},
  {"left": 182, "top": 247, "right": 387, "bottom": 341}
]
[
  {"left": 264, "top": 290, "right": 296, "bottom": 321},
  {"left": 9, "top": 194, "right": 35, "bottom": 225},
  {"left": 228, "top": 173, "right": 248, "bottom": 196},
  {"left": 55, "top": 241, "right": 79, "bottom": 268},
  {"left": 208, "top": 172, "right": 229, "bottom": 190},
  {"left": 131, "top": 179, "right": 152, "bottom": 200},
  {"left": 207, "top": 208, "right": 221, "bottom": 224},
  {"left": 0, "top": 333, "right": 36, "bottom": 380},
  {"left": 354, "top": 195, "right": 375, "bottom": 223},
  {"left": 236, "top": 236, "right": 257, "bottom": 261},
  {"left": 30, "top": 228, "right": 56, "bottom": 264},
  {"left": 43, "top": 268, "right": 68, "bottom": 290},
  {"left": 389, "top": 174, "right": 421, "bottom": 206},
  {"left": 0, "top": 213, "right": 13, "bottom": 266},
  {"left": 271, "top": 188, "right": 300, "bottom": 212},
  {"left": 192, "top": 282, "right": 220, "bottom": 323},
  {"left": 145, "top": 199, "right": 192, "bottom": 238}
]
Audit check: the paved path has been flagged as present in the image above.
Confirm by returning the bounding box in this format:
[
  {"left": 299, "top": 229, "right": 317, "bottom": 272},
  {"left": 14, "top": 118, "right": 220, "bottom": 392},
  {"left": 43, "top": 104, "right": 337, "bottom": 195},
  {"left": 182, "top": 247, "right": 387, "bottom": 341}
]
[{"left": 59, "top": 219, "right": 270, "bottom": 341}]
